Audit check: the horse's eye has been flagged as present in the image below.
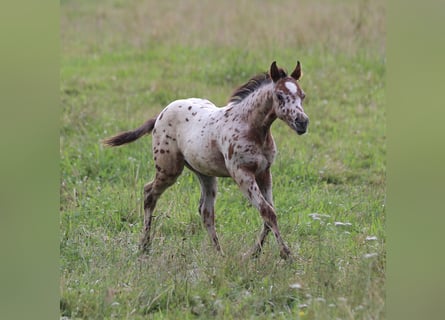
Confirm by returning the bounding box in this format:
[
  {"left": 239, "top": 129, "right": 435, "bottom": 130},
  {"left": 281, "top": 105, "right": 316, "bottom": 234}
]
[{"left": 276, "top": 93, "right": 285, "bottom": 104}]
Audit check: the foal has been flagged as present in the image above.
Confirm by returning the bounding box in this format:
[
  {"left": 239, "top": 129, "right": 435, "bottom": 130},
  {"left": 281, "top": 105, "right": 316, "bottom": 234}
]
[{"left": 104, "top": 61, "right": 309, "bottom": 259}]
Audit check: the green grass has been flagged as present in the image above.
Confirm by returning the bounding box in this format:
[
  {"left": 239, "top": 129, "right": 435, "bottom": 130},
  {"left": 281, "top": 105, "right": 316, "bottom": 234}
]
[{"left": 60, "top": 0, "right": 385, "bottom": 318}]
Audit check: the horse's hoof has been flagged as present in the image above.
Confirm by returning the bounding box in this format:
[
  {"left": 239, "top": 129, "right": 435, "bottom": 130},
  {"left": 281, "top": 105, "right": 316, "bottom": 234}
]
[
  {"left": 248, "top": 245, "right": 263, "bottom": 259},
  {"left": 280, "top": 247, "right": 292, "bottom": 260},
  {"left": 213, "top": 246, "right": 225, "bottom": 257},
  {"left": 138, "top": 241, "right": 151, "bottom": 255}
]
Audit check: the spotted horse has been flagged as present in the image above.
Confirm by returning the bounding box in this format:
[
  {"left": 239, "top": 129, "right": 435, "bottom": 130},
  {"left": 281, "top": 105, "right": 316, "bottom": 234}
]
[{"left": 103, "top": 61, "right": 309, "bottom": 259}]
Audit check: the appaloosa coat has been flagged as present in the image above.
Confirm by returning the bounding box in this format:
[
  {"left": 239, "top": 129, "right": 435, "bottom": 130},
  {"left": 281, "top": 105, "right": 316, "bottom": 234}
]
[{"left": 104, "top": 61, "right": 309, "bottom": 259}]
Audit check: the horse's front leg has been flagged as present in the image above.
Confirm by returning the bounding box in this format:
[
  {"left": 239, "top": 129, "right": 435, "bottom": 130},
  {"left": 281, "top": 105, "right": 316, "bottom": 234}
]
[
  {"left": 232, "top": 167, "right": 291, "bottom": 259},
  {"left": 252, "top": 169, "right": 274, "bottom": 256}
]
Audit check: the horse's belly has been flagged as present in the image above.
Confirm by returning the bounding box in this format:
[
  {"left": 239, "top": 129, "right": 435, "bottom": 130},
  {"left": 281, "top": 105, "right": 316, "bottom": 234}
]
[{"left": 183, "top": 146, "right": 230, "bottom": 177}]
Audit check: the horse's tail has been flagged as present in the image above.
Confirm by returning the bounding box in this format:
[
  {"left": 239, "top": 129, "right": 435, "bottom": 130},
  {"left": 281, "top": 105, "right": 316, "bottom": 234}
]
[{"left": 102, "top": 117, "right": 157, "bottom": 147}]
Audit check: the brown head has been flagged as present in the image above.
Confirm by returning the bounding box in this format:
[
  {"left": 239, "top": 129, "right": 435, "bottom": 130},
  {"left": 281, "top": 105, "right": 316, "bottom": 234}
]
[{"left": 270, "top": 61, "right": 309, "bottom": 135}]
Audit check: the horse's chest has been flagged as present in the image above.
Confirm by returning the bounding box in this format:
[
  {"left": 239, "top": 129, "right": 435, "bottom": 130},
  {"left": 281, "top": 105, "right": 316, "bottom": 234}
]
[{"left": 222, "top": 132, "right": 276, "bottom": 174}]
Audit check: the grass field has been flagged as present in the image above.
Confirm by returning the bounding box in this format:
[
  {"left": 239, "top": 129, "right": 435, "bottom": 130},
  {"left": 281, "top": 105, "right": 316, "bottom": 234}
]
[{"left": 60, "top": 0, "right": 385, "bottom": 318}]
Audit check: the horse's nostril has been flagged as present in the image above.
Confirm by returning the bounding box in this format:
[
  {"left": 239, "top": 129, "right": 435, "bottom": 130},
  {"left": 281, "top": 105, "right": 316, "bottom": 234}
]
[
  {"left": 296, "top": 119, "right": 308, "bottom": 127},
  {"left": 296, "top": 113, "right": 309, "bottom": 123},
  {"left": 295, "top": 118, "right": 308, "bottom": 135}
]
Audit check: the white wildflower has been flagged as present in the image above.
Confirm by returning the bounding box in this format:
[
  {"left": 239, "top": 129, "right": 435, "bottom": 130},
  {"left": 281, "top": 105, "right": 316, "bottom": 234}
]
[
  {"left": 334, "top": 221, "right": 352, "bottom": 226},
  {"left": 289, "top": 283, "right": 302, "bottom": 289},
  {"left": 309, "top": 213, "right": 331, "bottom": 220}
]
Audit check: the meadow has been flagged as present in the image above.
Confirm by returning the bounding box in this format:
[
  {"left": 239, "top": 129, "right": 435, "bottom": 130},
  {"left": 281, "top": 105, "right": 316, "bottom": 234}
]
[{"left": 60, "top": 0, "right": 385, "bottom": 318}]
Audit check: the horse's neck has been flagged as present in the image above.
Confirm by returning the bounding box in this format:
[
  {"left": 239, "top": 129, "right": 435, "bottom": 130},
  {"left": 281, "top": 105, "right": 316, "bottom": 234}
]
[{"left": 237, "top": 84, "right": 277, "bottom": 130}]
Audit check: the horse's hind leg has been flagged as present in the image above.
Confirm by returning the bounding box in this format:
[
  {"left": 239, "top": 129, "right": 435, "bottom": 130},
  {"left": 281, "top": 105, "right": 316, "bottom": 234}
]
[
  {"left": 140, "top": 181, "right": 156, "bottom": 252},
  {"left": 140, "top": 155, "right": 184, "bottom": 253},
  {"left": 195, "top": 173, "right": 222, "bottom": 252}
]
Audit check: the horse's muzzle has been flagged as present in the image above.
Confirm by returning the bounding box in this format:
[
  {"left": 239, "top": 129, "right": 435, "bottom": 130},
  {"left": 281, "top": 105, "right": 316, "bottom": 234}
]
[{"left": 295, "top": 118, "right": 309, "bottom": 135}]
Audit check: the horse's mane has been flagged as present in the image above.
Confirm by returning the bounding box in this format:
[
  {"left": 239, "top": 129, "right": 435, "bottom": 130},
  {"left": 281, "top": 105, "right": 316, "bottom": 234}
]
[
  {"left": 228, "top": 73, "right": 270, "bottom": 104},
  {"left": 228, "top": 68, "right": 288, "bottom": 104}
]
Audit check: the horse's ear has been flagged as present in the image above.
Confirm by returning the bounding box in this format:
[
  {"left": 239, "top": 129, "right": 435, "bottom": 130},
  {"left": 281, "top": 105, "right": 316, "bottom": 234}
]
[
  {"left": 270, "top": 61, "right": 281, "bottom": 83},
  {"left": 291, "top": 61, "right": 303, "bottom": 80}
]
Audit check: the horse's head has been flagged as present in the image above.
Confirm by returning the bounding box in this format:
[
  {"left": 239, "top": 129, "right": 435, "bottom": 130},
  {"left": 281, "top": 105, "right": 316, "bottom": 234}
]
[{"left": 270, "top": 61, "right": 309, "bottom": 135}]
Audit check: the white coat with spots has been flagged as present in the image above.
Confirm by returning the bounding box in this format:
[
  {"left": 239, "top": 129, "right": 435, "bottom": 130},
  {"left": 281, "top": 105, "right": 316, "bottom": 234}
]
[{"left": 104, "top": 61, "right": 309, "bottom": 259}]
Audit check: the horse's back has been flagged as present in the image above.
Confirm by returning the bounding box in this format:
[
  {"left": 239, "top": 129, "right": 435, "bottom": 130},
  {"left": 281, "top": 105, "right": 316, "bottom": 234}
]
[
  {"left": 156, "top": 98, "right": 217, "bottom": 122},
  {"left": 152, "top": 98, "right": 229, "bottom": 177}
]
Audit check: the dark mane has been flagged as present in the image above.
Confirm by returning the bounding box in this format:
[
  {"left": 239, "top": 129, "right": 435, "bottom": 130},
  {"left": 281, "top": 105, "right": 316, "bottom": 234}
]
[
  {"left": 228, "top": 68, "right": 287, "bottom": 104},
  {"left": 228, "top": 73, "right": 270, "bottom": 104}
]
